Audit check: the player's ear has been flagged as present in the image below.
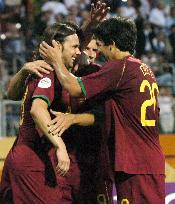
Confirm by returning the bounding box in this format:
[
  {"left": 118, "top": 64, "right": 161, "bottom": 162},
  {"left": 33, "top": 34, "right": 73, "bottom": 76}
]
[
  {"left": 110, "top": 41, "right": 116, "bottom": 51},
  {"left": 52, "top": 40, "right": 62, "bottom": 51},
  {"left": 109, "top": 45, "right": 114, "bottom": 51}
]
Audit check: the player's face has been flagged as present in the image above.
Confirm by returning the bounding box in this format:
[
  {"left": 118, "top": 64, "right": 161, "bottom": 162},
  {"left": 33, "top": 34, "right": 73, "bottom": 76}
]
[
  {"left": 62, "top": 34, "right": 81, "bottom": 68},
  {"left": 96, "top": 39, "right": 113, "bottom": 60},
  {"left": 84, "top": 39, "right": 98, "bottom": 63}
]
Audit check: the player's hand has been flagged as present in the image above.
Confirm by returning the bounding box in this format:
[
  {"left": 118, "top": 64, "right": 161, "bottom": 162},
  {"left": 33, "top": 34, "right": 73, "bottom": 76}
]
[
  {"left": 22, "top": 60, "right": 53, "bottom": 78},
  {"left": 39, "top": 40, "right": 63, "bottom": 66},
  {"left": 55, "top": 147, "right": 70, "bottom": 176},
  {"left": 48, "top": 109, "right": 76, "bottom": 137},
  {"left": 77, "top": 51, "right": 90, "bottom": 66},
  {"left": 90, "top": 1, "right": 110, "bottom": 25}
]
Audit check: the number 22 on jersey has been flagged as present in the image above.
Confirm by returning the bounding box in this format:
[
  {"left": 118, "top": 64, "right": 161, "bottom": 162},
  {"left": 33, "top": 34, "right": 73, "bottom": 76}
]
[{"left": 140, "top": 80, "right": 159, "bottom": 127}]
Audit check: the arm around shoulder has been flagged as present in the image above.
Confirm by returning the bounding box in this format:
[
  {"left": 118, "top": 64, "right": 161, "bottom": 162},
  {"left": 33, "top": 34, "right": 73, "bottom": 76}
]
[{"left": 7, "top": 68, "right": 28, "bottom": 101}]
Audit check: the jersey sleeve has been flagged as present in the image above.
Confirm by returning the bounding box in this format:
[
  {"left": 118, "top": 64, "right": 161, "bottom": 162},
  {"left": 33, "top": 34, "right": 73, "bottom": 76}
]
[
  {"left": 89, "top": 104, "right": 105, "bottom": 127},
  {"left": 78, "top": 60, "right": 125, "bottom": 99},
  {"left": 32, "top": 73, "right": 55, "bottom": 107}
]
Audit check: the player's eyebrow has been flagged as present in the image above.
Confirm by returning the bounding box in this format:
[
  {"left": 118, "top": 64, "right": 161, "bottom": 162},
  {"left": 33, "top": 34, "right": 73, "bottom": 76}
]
[
  {"left": 93, "top": 48, "right": 98, "bottom": 52},
  {"left": 96, "top": 41, "right": 104, "bottom": 47},
  {"left": 96, "top": 42, "right": 100, "bottom": 46},
  {"left": 73, "top": 44, "right": 80, "bottom": 48}
]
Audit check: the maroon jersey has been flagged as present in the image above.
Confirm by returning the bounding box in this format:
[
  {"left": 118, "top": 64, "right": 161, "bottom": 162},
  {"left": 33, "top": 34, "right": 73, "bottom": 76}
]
[
  {"left": 0, "top": 72, "right": 69, "bottom": 204},
  {"left": 79, "top": 56, "right": 165, "bottom": 174},
  {"left": 18, "top": 71, "right": 67, "bottom": 144}
]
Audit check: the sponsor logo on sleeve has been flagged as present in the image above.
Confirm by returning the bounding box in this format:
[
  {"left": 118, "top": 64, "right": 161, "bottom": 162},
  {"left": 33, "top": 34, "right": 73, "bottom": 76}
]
[{"left": 38, "top": 77, "right": 51, "bottom": 88}]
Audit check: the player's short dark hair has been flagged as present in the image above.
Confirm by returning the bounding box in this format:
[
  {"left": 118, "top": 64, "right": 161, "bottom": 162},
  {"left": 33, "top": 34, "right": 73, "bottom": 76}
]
[
  {"left": 33, "top": 23, "right": 77, "bottom": 60},
  {"left": 93, "top": 17, "right": 137, "bottom": 54},
  {"left": 43, "top": 23, "right": 77, "bottom": 45},
  {"left": 64, "top": 21, "right": 84, "bottom": 44}
]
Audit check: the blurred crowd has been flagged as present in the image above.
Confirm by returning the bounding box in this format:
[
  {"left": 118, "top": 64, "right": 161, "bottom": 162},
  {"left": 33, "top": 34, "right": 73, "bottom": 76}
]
[{"left": 1, "top": 0, "right": 175, "bottom": 134}]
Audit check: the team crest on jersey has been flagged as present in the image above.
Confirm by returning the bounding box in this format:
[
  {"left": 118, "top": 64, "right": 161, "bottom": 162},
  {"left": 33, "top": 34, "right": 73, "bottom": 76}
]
[{"left": 38, "top": 77, "right": 51, "bottom": 88}]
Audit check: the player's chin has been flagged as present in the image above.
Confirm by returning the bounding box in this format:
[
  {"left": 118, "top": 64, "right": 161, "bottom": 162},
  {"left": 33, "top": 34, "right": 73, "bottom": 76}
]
[
  {"left": 68, "top": 63, "right": 73, "bottom": 69},
  {"left": 68, "top": 61, "right": 74, "bottom": 68},
  {"left": 89, "top": 59, "right": 95, "bottom": 64}
]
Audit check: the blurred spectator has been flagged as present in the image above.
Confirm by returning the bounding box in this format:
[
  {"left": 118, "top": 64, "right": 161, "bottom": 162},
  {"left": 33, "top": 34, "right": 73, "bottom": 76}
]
[
  {"left": 41, "top": 1, "right": 68, "bottom": 16},
  {"left": 166, "top": 5, "right": 175, "bottom": 28},
  {"left": 4, "top": 23, "right": 24, "bottom": 54},
  {"left": 158, "top": 86, "right": 175, "bottom": 133},
  {"left": 152, "top": 31, "right": 172, "bottom": 59},
  {"left": 79, "top": 8, "right": 90, "bottom": 26},
  {"left": 64, "top": 0, "right": 90, "bottom": 9},
  {"left": 141, "top": 52, "right": 166, "bottom": 75},
  {"left": 64, "top": 0, "right": 77, "bottom": 8},
  {"left": 3, "top": 23, "right": 25, "bottom": 74},
  {"left": 5, "top": 0, "right": 22, "bottom": 7},
  {"left": 142, "top": 52, "right": 158, "bottom": 66},
  {"left": 139, "top": 0, "right": 150, "bottom": 18},
  {"left": 0, "top": 0, "right": 5, "bottom": 12},
  {"left": 117, "top": 0, "right": 137, "bottom": 20},
  {"left": 33, "top": 10, "right": 53, "bottom": 37},
  {"left": 77, "top": 0, "right": 90, "bottom": 10},
  {"left": 135, "top": 4, "right": 146, "bottom": 57},
  {"left": 157, "top": 63, "right": 173, "bottom": 86},
  {"left": 0, "top": 58, "right": 9, "bottom": 99},
  {"left": 142, "top": 21, "right": 154, "bottom": 53},
  {"left": 169, "top": 24, "right": 175, "bottom": 62},
  {"left": 5, "top": 103, "right": 20, "bottom": 136},
  {"left": 149, "top": 1, "right": 167, "bottom": 29},
  {"left": 0, "top": 0, "right": 175, "bottom": 139},
  {"left": 0, "top": 1, "right": 22, "bottom": 24},
  {"left": 65, "top": 5, "right": 81, "bottom": 25},
  {"left": 103, "top": 0, "right": 121, "bottom": 13}
]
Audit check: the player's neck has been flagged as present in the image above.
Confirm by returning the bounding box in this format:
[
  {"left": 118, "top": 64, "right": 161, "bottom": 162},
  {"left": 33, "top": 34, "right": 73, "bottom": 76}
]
[{"left": 114, "top": 51, "right": 131, "bottom": 60}]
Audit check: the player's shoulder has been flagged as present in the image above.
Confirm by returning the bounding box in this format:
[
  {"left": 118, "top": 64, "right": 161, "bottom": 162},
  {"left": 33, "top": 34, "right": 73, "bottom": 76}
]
[
  {"left": 127, "top": 56, "right": 152, "bottom": 70},
  {"left": 127, "top": 57, "right": 157, "bottom": 81},
  {"left": 41, "top": 71, "right": 55, "bottom": 79},
  {"left": 104, "top": 59, "right": 122, "bottom": 66},
  {"left": 38, "top": 71, "right": 57, "bottom": 88},
  {"left": 75, "top": 63, "right": 101, "bottom": 77},
  {"left": 127, "top": 56, "right": 142, "bottom": 66},
  {"left": 28, "top": 71, "right": 55, "bottom": 88},
  {"left": 127, "top": 56, "right": 147, "bottom": 72},
  {"left": 89, "top": 63, "right": 101, "bottom": 70},
  {"left": 103, "top": 59, "right": 127, "bottom": 71}
]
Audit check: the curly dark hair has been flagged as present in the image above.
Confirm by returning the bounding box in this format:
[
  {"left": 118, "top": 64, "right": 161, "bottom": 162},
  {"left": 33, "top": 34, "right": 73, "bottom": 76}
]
[{"left": 93, "top": 17, "right": 137, "bottom": 54}]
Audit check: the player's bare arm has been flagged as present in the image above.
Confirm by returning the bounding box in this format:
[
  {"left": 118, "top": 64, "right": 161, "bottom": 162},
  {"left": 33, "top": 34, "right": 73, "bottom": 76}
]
[
  {"left": 81, "top": 1, "right": 110, "bottom": 50},
  {"left": 7, "top": 60, "right": 53, "bottom": 101},
  {"left": 39, "top": 40, "right": 82, "bottom": 97},
  {"left": 47, "top": 109, "right": 95, "bottom": 137},
  {"left": 30, "top": 98, "right": 70, "bottom": 176}
]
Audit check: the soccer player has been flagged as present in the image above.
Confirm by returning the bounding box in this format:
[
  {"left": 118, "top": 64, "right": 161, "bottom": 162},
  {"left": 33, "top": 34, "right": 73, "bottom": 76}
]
[
  {"left": 0, "top": 23, "right": 80, "bottom": 204},
  {"left": 4, "top": 37, "right": 113, "bottom": 204},
  {"left": 1, "top": 6, "right": 113, "bottom": 204},
  {"left": 47, "top": 37, "right": 113, "bottom": 204},
  {"left": 84, "top": 39, "right": 98, "bottom": 63},
  {"left": 39, "top": 17, "right": 165, "bottom": 204}
]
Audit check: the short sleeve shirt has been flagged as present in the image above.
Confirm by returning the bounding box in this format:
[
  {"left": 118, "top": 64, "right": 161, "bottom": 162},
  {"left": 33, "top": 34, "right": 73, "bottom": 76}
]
[
  {"left": 78, "top": 56, "right": 165, "bottom": 174},
  {"left": 18, "top": 72, "right": 63, "bottom": 142}
]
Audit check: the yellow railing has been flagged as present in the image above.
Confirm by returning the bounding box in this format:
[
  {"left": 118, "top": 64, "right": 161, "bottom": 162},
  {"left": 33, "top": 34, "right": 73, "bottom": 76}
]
[{"left": 0, "top": 135, "right": 175, "bottom": 181}]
